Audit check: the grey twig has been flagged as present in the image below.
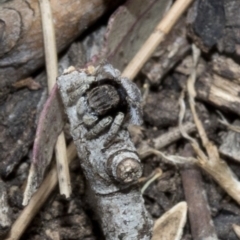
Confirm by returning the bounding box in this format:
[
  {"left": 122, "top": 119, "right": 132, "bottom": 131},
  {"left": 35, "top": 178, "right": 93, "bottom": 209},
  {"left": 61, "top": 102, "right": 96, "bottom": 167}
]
[{"left": 58, "top": 63, "right": 153, "bottom": 240}]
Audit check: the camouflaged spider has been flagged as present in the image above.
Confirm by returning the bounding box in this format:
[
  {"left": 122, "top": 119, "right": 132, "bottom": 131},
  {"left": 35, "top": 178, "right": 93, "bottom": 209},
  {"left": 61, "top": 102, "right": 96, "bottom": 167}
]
[{"left": 65, "top": 62, "right": 143, "bottom": 147}]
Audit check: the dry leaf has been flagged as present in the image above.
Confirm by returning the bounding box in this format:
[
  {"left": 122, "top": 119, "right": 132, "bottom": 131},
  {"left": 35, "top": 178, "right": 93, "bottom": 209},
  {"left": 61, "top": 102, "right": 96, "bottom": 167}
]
[{"left": 152, "top": 202, "right": 187, "bottom": 240}]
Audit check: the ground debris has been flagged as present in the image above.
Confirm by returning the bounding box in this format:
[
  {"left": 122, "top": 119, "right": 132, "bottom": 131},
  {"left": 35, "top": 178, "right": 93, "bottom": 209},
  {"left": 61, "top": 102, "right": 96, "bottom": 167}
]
[
  {"left": 0, "top": 88, "right": 44, "bottom": 178},
  {"left": 4, "top": 1, "right": 240, "bottom": 239},
  {"left": 220, "top": 120, "right": 240, "bottom": 162}
]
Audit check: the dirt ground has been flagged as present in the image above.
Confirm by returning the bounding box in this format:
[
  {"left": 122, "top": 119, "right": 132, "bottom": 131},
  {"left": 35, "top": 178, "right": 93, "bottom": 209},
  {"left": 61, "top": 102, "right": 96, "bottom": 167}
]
[{"left": 1, "top": 0, "right": 240, "bottom": 239}]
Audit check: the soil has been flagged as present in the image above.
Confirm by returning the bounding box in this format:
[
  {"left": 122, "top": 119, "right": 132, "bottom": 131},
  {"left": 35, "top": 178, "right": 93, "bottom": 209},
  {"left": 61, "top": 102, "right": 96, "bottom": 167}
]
[{"left": 2, "top": 2, "right": 240, "bottom": 240}]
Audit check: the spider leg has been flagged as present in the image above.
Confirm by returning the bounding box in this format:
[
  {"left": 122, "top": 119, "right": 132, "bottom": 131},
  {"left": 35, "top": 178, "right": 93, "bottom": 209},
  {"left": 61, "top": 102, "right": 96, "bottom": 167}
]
[
  {"left": 84, "top": 116, "right": 113, "bottom": 140},
  {"left": 67, "top": 76, "right": 96, "bottom": 106},
  {"left": 103, "top": 112, "right": 124, "bottom": 147},
  {"left": 68, "top": 84, "right": 89, "bottom": 106},
  {"left": 66, "top": 75, "right": 95, "bottom": 93},
  {"left": 83, "top": 113, "right": 98, "bottom": 127}
]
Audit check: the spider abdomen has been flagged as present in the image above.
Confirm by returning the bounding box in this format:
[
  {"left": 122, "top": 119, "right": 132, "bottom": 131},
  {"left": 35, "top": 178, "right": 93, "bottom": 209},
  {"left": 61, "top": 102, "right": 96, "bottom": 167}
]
[{"left": 87, "top": 84, "right": 120, "bottom": 116}]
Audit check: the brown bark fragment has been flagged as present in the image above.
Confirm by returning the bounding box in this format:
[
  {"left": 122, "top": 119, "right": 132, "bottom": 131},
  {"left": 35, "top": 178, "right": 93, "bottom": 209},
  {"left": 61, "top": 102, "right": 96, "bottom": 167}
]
[
  {"left": 105, "top": 0, "right": 172, "bottom": 71},
  {"left": 219, "top": 120, "right": 240, "bottom": 162},
  {"left": 181, "top": 166, "right": 217, "bottom": 240},
  {"left": 211, "top": 54, "right": 240, "bottom": 83},
  {"left": 142, "top": 17, "right": 190, "bottom": 85},
  {"left": 187, "top": 0, "right": 225, "bottom": 52},
  {"left": 0, "top": 0, "right": 122, "bottom": 101},
  {"left": 187, "top": 0, "right": 240, "bottom": 54},
  {"left": 0, "top": 88, "right": 44, "bottom": 177},
  {"left": 196, "top": 72, "right": 240, "bottom": 116},
  {"left": 143, "top": 90, "right": 180, "bottom": 128}
]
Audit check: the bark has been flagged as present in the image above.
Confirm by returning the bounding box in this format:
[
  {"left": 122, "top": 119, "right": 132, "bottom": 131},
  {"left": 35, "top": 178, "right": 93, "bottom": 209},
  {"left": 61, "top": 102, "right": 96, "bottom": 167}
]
[
  {"left": 141, "top": 17, "right": 190, "bottom": 85},
  {"left": 219, "top": 120, "right": 240, "bottom": 162},
  {"left": 187, "top": 0, "right": 240, "bottom": 54},
  {"left": 196, "top": 72, "right": 240, "bottom": 116},
  {"left": 0, "top": 0, "right": 122, "bottom": 102},
  {"left": 57, "top": 64, "right": 153, "bottom": 240}
]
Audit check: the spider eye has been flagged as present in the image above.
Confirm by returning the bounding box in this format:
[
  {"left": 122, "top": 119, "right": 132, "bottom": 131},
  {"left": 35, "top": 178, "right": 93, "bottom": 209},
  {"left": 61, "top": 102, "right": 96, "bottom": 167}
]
[{"left": 87, "top": 84, "right": 120, "bottom": 116}]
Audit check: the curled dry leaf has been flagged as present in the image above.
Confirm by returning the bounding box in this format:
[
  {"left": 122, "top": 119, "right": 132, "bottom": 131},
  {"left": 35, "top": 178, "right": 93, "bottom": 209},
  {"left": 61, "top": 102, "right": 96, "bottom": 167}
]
[
  {"left": 23, "top": 85, "right": 64, "bottom": 206},
  {"left": 152, "top": 202, "right": 187, "bottom": 240},
  {"left": 232, "top": 224, "right": 240, "bottom": 239}
]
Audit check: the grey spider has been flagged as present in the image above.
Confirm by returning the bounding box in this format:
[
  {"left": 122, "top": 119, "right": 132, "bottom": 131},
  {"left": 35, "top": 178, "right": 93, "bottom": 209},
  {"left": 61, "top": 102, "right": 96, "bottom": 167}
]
[{"left": 64, "top": 62, "right": 143, "bottom": 147}]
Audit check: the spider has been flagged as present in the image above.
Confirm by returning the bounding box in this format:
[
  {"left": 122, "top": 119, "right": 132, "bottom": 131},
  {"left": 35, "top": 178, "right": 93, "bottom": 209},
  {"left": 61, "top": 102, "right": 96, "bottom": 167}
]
[{"left": 64, "top": 62, "right": 143, "bottom": 147}]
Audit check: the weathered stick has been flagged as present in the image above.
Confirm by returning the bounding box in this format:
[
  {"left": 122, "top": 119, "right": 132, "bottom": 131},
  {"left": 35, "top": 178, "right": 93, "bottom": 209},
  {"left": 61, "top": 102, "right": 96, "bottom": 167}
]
[
  {"left": 180, "top": 145, "right": 217, "bottom": 240},
  {"left": 6, "top": 142, "right": 77, "bottom": 240},
  {"left": 196, "top": 73, "right": 240, "bottom": 117},
  {"left": 142, "top": 17, "right": 190, "bottom": 85},
  {"left": 138, "top": 122, "right": 196, "bottom": 159},
  {"left": 122, "top": 0, "right": 193, "bottom": 80},
  {"left": 39, "top": 0, "right": 71, "bottom": 197}
]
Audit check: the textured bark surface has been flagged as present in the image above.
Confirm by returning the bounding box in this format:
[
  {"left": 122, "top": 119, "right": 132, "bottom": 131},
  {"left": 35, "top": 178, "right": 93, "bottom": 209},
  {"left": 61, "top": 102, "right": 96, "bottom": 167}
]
[
  {"left": 0, "top": 87, "right": 44, "bottom": 178},
  {"left": 220, "top": 120, "right": 240, "bottom": 162},
  {"left": 196, "top": 72, "right": 240, "bottom": 116},
  {"left": 0, "top": 0, "right": 122, "bottom": 102},
  {"left": 104, "top": 0, "right": 172, "bottom": 71},
  {"left": 58, "top": 64, "right": 153, "bottom": 240},
  {"left": 187, "top": 0, "right": 240, "bottom": 54},
  {"left": 141, "top": 17, "right": 190, "bottom": 85}
]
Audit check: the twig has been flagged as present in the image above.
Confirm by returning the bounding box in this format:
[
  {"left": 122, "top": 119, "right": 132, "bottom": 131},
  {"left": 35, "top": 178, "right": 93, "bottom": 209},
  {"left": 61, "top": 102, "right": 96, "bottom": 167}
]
[
  {"left": 39, "top": 0, "right": 71, "bottom": 197},
  {"left": 122, "top": 0, "right": 193, "bottom": 80},
  {"left": 6, "top": 143, "right": 77, "bottom": 240},
  {"left": 180, "top": 144, "right": 217, "bottom": 240},
  {"left": 181, "top": 167, "right": 217, "bottom": 240},
  {"left": 153, "top": 122, "right": 196, "bottom": 150},
  {"left": 141, "top": 168, "right": 162, "bottom": 194},
  {"left": 138, "top": 122, "right": 196, "bottom": 159}
]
